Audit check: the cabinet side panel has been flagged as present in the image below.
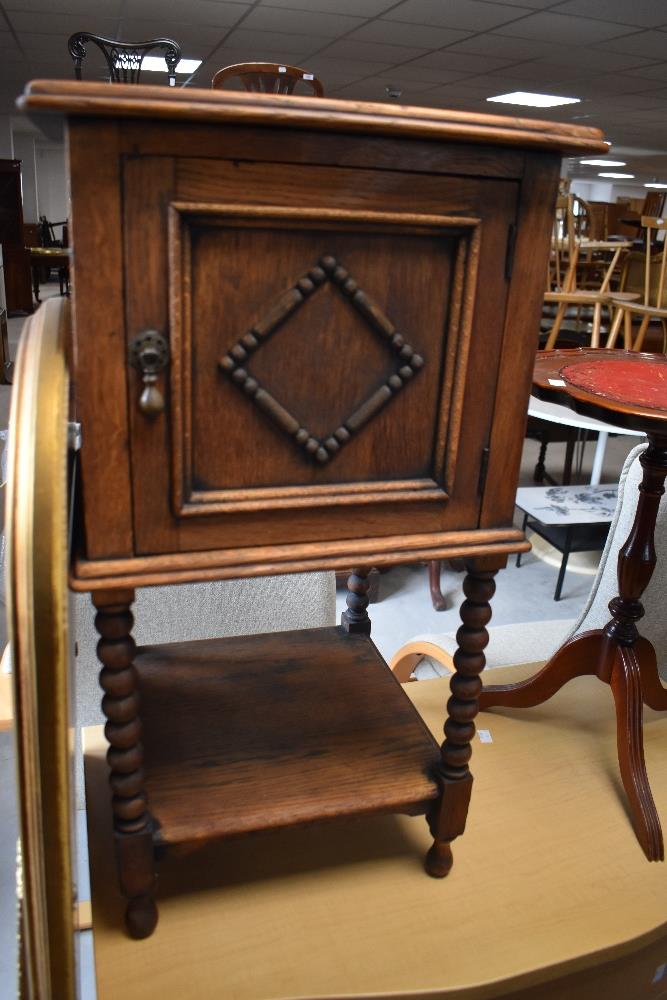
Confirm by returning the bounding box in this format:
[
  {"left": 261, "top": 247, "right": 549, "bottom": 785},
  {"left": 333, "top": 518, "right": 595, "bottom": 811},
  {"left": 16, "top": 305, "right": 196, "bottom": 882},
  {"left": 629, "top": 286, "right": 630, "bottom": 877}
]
[
  {"left": 69, "top": 120, "right": 133, "bottom": 557},
  {"left": 480, "top": 152, "right": 561, "bottom": 528}
]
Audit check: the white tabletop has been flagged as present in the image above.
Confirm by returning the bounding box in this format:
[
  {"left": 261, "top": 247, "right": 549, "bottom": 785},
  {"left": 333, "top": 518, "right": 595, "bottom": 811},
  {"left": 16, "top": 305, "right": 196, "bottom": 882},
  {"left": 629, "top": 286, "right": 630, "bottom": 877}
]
[
  {"left": 516, "top": 484, "right": 618, "bottom": 524},
  {"left": 528, "top": 395, "right": 645, "bottom": 437}
]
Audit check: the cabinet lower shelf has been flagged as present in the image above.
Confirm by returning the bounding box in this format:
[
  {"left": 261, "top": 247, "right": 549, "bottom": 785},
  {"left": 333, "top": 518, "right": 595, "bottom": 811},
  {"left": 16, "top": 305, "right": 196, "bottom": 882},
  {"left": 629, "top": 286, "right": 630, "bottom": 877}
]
[{"left": 134, "top": 626, "right": 442, "bottom": 847}]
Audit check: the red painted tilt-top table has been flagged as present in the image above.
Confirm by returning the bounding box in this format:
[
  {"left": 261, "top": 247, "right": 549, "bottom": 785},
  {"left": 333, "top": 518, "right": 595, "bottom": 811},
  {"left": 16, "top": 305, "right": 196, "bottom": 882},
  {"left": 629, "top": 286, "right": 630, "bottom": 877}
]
[{"left": 481, "top": 348, "right": 667, "bottom": 862}]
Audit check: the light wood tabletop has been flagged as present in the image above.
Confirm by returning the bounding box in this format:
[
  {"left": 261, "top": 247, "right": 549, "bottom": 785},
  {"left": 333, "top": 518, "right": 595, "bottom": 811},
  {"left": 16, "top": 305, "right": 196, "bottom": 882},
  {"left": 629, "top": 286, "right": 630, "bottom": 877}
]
[{"left": 83, "top": 661, "right": 667, "bottom": 1000}]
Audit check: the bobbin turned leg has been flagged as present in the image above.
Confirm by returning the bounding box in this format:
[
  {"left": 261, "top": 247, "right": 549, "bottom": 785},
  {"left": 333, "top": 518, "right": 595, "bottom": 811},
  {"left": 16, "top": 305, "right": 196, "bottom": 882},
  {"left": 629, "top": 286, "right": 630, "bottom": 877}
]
[
  {"left": 341, "top": 568, "right": 372, "bottom": 635},
  {"left": 93, "top": 588, "right": 158, "bottom": 939},
  {"left": 426, "top": 559, "right": 498, "bottom": 877}
]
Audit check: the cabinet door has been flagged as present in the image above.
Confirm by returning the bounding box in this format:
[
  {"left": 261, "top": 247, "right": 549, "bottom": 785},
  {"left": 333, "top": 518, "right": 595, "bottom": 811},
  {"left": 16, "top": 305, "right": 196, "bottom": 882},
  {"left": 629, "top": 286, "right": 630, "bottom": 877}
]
[{"left": 123, "top": 154, "right": 518, "bottom": 557}]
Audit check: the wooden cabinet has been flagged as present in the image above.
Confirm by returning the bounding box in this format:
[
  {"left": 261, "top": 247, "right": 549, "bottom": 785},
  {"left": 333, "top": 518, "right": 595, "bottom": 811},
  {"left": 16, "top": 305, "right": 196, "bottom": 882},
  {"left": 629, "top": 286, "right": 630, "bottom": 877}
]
[
  {"left": 20, "top": 79, "right": 606, "bottom": 939},
  {"left": 0, "top": 158, "right": 32, "bottom": 314}
]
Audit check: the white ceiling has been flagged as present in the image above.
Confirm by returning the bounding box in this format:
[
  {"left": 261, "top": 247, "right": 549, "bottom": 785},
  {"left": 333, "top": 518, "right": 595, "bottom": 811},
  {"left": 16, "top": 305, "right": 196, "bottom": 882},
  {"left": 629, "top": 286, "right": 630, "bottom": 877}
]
[{"left": 3, "top": 0, "right": 667, "bottom": 185}]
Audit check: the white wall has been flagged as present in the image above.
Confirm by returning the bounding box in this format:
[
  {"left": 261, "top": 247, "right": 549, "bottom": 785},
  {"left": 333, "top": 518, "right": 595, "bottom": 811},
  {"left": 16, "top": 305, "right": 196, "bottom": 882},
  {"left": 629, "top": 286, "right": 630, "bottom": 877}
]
[
  {"left": 11, "top": 133, "right": 38, "bottom": 223},
  {"left": 35, "top": 145, "right": 67, "bottom": 228},
  {"left": 571, "top": 178, "right": 648, "bottom": 203}
]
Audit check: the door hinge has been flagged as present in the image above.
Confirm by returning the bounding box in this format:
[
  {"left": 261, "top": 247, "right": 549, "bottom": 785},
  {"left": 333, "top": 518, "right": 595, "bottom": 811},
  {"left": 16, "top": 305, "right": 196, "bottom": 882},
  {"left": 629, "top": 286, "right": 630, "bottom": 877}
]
[
  {"left": 505, "top": 223, "right": 517, "bottom": 280},
  {"left": 478, "top": 445, "right": 490, "bottom": 496}
]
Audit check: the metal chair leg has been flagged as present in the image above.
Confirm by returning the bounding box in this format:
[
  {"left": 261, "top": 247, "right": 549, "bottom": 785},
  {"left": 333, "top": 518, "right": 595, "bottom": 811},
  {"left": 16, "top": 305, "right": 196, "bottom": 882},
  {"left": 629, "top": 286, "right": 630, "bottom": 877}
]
[
  {"left": 517, "top": 512, "right": 529, "bottom": 567},
  {"left": 554, "top": 527, "right": 573, "bottom": 601}
]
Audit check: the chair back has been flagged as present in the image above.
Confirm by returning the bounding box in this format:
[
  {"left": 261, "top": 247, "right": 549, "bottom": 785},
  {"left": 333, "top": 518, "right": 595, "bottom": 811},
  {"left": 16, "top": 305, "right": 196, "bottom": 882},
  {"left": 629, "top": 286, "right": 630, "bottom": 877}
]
[
  {"left": 550, "top": 193, "right": 577, "bottom": 292},
  {"left": 212, "top": 62, "right": 324, "bottom": 96},
  {"left": 639, "top": 215, "right": 667, "bottom": 309},
  {"left": 571, "top": 194, "right": 595, "bottom": 240},
  {"left": 68, "top": 33, "right": 181, "bottom": 86}
]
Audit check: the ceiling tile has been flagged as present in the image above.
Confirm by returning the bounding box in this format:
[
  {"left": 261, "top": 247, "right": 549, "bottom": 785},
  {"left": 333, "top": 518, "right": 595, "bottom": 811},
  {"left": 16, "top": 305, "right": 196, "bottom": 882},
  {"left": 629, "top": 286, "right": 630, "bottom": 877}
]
[
  {"left": 18, "top": 31, "right": 81, "bottom": 54},
  {"left": 577, "top": 74, "right": 666, "bottom": 97},
  {"left": 7, "top": 11, "right": 119, "bottom": 35},
  {"left": 494, "top": 12, "right": 643, "bottom": 44},
  {"left": 462, "top": 73, "right": 549, "bottom": 95},
  {"left": 258, "top": 0, "right": 396, "bottom": 15},
  {"left": 4, "top": 0, "right": 125, "bottom": 13},
  {"left": 120, "top": 0, "right": 250, "bottom": 28},
  {"left": 383, "top": 0, "right": 534, "bottom": 32},
  {"left": 447, "top": 33, "right": 660, "bottom": 73},
  {"left": 594, "top": 30, "right": 667, "bottom": 59},
  {"left": 346, "top": 20, "right": 471, "bottom": 48},
  {"left": 376, "top": 64, "right": 471, "bottom": 84},
  {"left": 118, "top": 20, "right": 227, "bottom": 53},
  {"left": 329, "top": 81, "right": 399, "bottom": 101},
  {"left": 478, "top": 0, "right": 566, "bottom": 6},
  {"left": 623, "top": 63, "right": 667, "bottom": 83},
  {"left": 553, "top": 0, "right": 667, "bottom": 29},
  {"left": 240, "top": 7, "right": 365, "bottom": 37},
  {"left": 315, "top": 39, "right": 429, "bottom": 64},
  {"left": 444, "top": 33, "right": 555, "bottom": 60},
  {"left": 371, "top": 75, "right": 441, "bottom": 93},
  {"left": 406, "top": 50, "right": 523, "bottom": 73},
  {"left": 217, "top": 28, "right": 330, "bottom": 58},
  {"left": 306, "top": 55, "right": 393, "bottom": 82}
]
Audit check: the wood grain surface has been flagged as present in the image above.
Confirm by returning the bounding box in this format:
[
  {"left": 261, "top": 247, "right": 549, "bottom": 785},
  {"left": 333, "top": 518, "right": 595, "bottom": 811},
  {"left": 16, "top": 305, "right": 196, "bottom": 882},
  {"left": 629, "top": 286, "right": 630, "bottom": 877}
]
[
  {"left": 135, "top": 626, "right": 440, "bottom": 845},
  {"left": 20, "top": 79, "right": 608, "bottom": 155}
]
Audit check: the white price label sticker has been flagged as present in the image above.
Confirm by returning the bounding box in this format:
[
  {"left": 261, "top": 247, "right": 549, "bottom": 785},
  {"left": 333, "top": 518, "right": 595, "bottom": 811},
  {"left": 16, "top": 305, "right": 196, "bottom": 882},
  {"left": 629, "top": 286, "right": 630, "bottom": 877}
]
[
  {"left": 548, "top": 378, "right": 566, "bottom": 387},
  {"left": 477, "top": 729, "right": 493, "bottom": 744}
]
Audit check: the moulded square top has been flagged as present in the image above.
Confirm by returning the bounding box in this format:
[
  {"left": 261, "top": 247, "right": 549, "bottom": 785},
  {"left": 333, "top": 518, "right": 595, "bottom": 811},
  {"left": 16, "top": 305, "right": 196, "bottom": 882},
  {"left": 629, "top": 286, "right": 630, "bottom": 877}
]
[{"left": 17, "top": 79, "right": 607, "bottom": 156}]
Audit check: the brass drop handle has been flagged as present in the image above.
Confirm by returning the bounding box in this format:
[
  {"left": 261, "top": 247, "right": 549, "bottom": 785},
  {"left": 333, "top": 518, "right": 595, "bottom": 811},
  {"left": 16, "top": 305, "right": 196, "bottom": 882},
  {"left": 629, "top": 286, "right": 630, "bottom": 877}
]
[{"left": 128, "top": 330, "right": 169, "bottom": 417}]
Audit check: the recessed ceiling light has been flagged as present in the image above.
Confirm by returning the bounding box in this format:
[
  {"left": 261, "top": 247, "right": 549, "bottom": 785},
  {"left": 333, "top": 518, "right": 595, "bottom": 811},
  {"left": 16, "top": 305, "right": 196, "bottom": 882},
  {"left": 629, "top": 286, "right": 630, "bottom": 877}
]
[
  {"left": 486, "top": 91, "right": 580, "bottom": 108},
  {"left": 645, "top": 182, "right": 667, "bottom": 189},
  {"left": 142, "top": 56, "right": 202, "bottom": 74},
  {"left": 598, "top": 172, "right": 635, "bottom": 179},
  {"left": 580, "top": 159, "right": 626, "bottom": 167}
]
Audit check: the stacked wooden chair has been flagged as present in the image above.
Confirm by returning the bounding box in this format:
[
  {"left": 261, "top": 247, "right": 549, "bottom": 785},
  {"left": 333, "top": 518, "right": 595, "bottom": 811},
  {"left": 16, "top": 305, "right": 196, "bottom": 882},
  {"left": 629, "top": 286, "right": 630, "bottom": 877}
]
[{"left": 606, "top": 215, "right": 667, "bottom": 352}]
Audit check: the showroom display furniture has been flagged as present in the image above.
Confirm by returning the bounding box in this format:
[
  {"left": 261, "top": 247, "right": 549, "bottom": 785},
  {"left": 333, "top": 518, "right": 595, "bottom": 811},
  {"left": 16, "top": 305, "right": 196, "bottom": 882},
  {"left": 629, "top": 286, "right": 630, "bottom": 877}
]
[
  {"left": 390, "top": 440, "right": 667, "bottom": 683},
  {"left": 606, "top": 214, "right": 667, "bottom": 352},
  {"left": 0, "top": 158, "right": 32, "bottom": 314},
  {"left": 14, "top": 78, "right": 605, "bottom": 957},
  {"left": 68, "top": 33, "right": 182, "bottom": 86},
  {"left": 212, "top": 61, "right": 324, "bottom": 96},
  {"left": 482, "top": 349, "right": 667, "bottom": 862},
  {"left": 514, "top": 482, "right": 617, "bottom": 601}
]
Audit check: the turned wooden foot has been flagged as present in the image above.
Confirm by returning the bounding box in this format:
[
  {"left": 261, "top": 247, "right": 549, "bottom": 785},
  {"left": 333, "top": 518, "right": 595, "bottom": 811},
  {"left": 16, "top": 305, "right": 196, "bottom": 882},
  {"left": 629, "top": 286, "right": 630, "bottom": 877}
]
[
  {"left": 428, "top": 560, "right": 449, "bottom": 611},
  {"left": 126, "top": 894, "right": 159, "bottom": 939},
  {"left": 424, "top": 840, "right": 453, "bottom": 878},
  {"left": 427, "top": 562, "right": 497, "bottom": 873}
]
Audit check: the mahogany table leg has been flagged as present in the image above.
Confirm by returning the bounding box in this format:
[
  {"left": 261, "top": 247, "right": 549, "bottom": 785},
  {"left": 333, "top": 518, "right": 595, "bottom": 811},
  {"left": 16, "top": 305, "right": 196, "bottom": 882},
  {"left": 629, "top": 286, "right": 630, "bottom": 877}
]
[
  {"left": 426, "top": 560, "right": 497, "bottom": 877},
  {"left": 93, "top": 588, "right": 158, "bottom": 938},
  {"left": 428, "top": 559, "right": 449, "bottom": 611},
  {"left": 481, "top": 437, "right": 667, "bottom": 858},
  {"left": 480, "top": 630, "right": 600, "bottom": 710},
  {"left": 610, "top": 644, "right": 664, "bottom": 861},
  {"left": 633, "top": 637, "right": 667, "bottom": 712}
]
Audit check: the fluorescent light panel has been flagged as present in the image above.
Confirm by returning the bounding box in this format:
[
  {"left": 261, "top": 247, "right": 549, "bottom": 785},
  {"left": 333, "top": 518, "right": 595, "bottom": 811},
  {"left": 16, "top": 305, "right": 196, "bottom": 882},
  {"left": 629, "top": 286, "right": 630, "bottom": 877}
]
[
  {"left": 142, "top": 56, "right": 202, "bottom": 73},
  {"left": 598, "top": 172, "right": 635, "bottom": 179},
  {"left": 487, "top": 91, "right": 580, "bottom": 108},
  {"left": 645, "top": 182, "right": 667, "bottom": 189},
  {"left": 580, "top": 159, "right": 626, "bottom": 166}
]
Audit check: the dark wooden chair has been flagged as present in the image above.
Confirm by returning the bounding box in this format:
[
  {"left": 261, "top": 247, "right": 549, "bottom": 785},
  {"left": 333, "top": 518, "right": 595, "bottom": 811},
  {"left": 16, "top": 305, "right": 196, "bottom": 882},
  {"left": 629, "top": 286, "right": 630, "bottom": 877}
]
[
  {"left": 212, "top": 62, "right": 324, "bottom": 96},
  {"left": 68, "top": 33, "right": 181, "bottom": 86}
]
